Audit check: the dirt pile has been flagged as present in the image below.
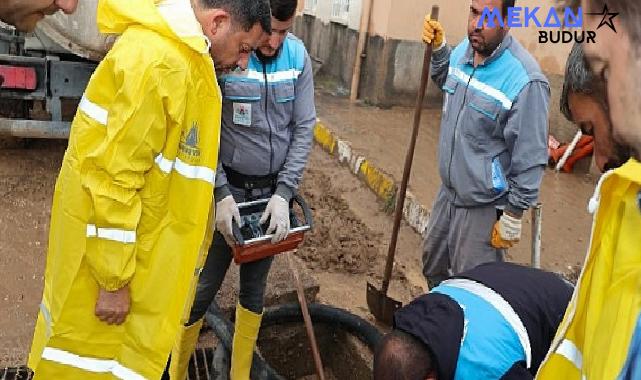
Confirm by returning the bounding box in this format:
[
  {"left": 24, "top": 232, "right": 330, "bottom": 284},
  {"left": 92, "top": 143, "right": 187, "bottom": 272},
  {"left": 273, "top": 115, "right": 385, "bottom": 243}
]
[{"left": 296, "top": 166, "right": 383, "bottom": 275}]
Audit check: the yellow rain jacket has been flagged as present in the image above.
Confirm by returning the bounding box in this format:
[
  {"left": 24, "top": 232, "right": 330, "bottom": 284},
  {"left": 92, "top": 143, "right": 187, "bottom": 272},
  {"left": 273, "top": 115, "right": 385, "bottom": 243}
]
[
  {"left": 537, "top": 159, "right": 641, "bottom": 380},
  {"left": 28, "top": 0, "right": 221, "bottom": 378}
]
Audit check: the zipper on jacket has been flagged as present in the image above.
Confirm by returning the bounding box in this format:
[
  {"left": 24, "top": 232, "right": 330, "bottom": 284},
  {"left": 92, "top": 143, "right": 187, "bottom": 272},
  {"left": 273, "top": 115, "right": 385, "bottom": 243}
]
[
  {"left": 263, "top": 63, "right": 275, "bottom": 174},
  {"left": 447, "top": 66, "right": 477, "bottom": 202}
]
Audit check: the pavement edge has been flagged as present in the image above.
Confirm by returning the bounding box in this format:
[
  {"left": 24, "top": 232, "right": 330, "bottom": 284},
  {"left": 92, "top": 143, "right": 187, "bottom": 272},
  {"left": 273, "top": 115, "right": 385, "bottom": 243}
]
[{"left": 313, "top": 120, "right": 430, "bottom": 235}]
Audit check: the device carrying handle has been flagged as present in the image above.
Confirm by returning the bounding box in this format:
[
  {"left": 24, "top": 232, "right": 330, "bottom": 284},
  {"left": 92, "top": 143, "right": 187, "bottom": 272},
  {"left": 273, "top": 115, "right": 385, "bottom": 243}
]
[
  {"left": 231, "top": 194, "right": 314, "bottom": 247},
  {"left": 291, "top": 193, "right": 314, "bottom": 230},
  {"left": 232, "top": 219, "right": 245, "bottom": 246}
]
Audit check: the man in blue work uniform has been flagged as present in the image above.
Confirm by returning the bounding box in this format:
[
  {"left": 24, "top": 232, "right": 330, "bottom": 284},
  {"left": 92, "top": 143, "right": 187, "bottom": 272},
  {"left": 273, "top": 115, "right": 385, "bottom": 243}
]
[
  {"left": 373, "top": 262, "right": 573, "bottom": 380},
  {"left": 420, "top": 0, "right": 550, "bottom": 287},
  {"left": 169, "top": 0, "right": 317, "bottom": 378}
]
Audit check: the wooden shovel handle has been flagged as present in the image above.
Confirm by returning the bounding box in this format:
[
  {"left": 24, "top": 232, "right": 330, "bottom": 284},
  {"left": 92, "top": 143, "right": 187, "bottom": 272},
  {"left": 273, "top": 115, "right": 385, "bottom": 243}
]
[{"left": 381, "top": 5, "right": 440, "bottom": 294}]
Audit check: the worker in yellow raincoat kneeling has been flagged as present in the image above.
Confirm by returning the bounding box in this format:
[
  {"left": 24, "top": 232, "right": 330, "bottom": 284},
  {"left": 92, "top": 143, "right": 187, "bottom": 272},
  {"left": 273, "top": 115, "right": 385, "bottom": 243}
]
[{"left": 27, "top": 0, "right": 270, "bottom": 378}]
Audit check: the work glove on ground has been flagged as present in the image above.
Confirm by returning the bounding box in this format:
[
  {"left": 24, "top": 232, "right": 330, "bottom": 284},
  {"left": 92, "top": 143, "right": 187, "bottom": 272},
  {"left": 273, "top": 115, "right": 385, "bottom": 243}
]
[
  {"left": 491, "top": 213, "right": 522, "bottom": 249},
  {"left": 422, "top": 16, "right": 445, "bottom": 49},
  {"left": 260, "top": 195, "right": 290, "bottom": 243},
  {"left": 216, "top": 195, "right": 242, "bottom": 246}
]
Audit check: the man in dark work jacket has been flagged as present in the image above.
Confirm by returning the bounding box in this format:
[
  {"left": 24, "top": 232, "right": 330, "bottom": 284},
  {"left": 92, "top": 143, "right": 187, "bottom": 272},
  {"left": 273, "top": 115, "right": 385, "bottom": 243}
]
[{"left": 373, "top": 262, "right": 573, "bottom": 380}]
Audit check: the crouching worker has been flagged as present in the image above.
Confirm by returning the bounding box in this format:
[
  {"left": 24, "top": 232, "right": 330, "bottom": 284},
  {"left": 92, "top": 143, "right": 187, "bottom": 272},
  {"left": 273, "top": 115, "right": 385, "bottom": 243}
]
[
  {"left": 373, "top": 262, "right": 572, "bottom": 380},
  {"left": 169, "top": 0, "right": 317, "bottom": 379}
]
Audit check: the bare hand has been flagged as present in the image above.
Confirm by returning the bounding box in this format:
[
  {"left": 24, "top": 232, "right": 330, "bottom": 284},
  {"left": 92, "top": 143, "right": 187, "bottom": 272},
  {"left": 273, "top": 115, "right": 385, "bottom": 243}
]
[{"left": 95, "top": 285, "right": 131, "bottom": 325}]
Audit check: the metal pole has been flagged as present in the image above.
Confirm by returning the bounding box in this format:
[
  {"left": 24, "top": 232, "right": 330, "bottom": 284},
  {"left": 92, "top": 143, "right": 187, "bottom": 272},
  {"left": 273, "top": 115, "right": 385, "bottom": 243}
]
[
  {"left": 286, "top": 254, "right": 326, "bottom": 380},
  {"left": 531, "top": 204, "right": 542, "bottom": 269},
  {"left": 350, "top": 0, "right": 373, "bottom": 103}
]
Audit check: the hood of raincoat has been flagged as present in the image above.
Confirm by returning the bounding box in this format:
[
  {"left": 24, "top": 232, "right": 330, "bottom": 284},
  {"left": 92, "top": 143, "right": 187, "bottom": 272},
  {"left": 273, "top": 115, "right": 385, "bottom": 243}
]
[
  {"left": 98, "top": 0, "right": 210, "bottom": 54},
  {"left": 614, "top": 158, "right": 641, "bottom": 185}
]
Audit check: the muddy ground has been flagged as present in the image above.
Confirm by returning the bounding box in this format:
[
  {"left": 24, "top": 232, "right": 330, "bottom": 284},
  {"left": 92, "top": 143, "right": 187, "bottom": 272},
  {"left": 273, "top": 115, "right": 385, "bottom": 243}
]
[
  {"left": 0, "top": 138, "right": 422, "bottom": 367},
  {"left": 0, "top": 92, "right": 593, "bottom": 366},
  {"left": 0, "top": 138, "right": 62, "bottom": 367},
  {"left": 315, "top": 91, "right": 595, "bottom": 276}
]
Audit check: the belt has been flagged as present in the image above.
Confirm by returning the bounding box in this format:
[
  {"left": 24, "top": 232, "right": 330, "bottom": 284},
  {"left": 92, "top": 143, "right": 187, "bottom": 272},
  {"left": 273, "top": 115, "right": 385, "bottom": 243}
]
[{"left": 223, "top": 165, "right": 278, "bottom": 190}]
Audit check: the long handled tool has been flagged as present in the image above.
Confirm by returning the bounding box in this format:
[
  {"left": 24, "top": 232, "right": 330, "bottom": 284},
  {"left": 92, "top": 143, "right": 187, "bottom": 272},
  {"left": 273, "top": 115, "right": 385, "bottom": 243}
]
[
  {"left": 287, "top": 254, "right": 326, "bottom": 380},
  {"left": 531, "top": 203, "right": 542, "bottom": 269},
  {"left": 366, "top": 4, "right": 440, "bottom": 326}
]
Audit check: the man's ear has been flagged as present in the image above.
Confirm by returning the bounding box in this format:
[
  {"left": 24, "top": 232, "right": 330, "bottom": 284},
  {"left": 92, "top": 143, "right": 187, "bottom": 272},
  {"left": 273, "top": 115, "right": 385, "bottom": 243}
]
[{"left": 209, "top": 9, "right": 231, "bottom": 38}]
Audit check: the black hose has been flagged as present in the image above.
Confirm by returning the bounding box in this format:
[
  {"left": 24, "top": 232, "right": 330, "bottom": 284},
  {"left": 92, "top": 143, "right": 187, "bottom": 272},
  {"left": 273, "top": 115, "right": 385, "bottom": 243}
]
[
  {"left": 205, "top": 303, "right": 383, "bottom": 380},
  {"left": 262, "top": 303, "right": 383, "bottom": 349}
]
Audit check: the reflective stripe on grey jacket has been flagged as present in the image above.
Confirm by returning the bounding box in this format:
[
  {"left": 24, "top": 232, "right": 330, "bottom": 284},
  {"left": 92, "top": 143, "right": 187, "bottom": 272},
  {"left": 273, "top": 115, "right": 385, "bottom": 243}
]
[
  {"left": 214, "top": 34, "right": 316, "bottom": 201},
  {"left": 431, "top": 34, "right": 550, "bottom": 215}
]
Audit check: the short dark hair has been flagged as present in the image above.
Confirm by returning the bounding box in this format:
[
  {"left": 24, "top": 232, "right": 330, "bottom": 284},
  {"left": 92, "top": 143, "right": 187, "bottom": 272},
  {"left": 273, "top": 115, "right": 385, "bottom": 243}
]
[
  {"left": 560, "top": 43, "right": 608, "bottom": 121},
  {"left": 270, "top": 0, "right": 298, "bottom": 21},
  {"left": 502, "top": 0, "right": 516, "bottom": 17},
  {"left": 558, "top": 0, "right": 641, "bottom": 44},
  {"left": 373, "top": 330, "right": 435, "bottom": 380},
  {"left": 200, "top": 0, "right": 272, "bottom": 33}
]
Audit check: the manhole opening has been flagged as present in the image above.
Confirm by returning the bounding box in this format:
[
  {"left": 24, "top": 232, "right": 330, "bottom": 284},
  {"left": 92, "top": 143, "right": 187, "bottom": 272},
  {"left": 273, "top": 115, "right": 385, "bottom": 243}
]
[{"left": 257, "top": 323, "right": 373, "bottom": 380}]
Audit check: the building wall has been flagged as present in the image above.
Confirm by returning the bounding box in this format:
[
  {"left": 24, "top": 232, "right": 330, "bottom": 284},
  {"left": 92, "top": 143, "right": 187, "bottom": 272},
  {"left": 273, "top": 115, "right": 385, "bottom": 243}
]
[
  {"left": 300, "top": 0, "right": 571, "bottom": 73},
  {"left": 296, "top": 0, "right": 577, "bottom": 140}
]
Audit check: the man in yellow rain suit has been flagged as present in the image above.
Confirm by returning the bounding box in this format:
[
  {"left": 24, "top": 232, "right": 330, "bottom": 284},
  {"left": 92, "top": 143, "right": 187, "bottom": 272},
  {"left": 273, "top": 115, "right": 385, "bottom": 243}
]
[
  {"left": 27, "top": 0, "right": 270, "bottom": 378},
  {"left": 537, "top": 0, "right": 641, "bottom": 378}
]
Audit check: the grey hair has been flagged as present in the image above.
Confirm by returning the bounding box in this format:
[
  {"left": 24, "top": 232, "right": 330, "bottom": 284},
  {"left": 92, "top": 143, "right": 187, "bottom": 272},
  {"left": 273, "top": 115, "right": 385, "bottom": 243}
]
[
  {"left": 200, "top": 0, "right": 272, "bottom": 33},
  {"left": 560, "top": 43, "right": 607, "bottom": 121}
]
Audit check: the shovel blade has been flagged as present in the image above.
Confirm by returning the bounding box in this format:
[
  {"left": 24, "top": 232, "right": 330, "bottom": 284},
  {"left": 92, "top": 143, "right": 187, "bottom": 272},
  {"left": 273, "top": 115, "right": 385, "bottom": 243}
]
[{"left": 366, "top": 282, "right": 403, "bottom": 326}]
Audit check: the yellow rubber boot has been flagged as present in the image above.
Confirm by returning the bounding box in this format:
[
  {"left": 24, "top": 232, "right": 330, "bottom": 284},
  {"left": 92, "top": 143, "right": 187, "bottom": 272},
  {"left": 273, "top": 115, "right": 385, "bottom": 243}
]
[
  {"left": 169, "top": 318, "right": 204, "bottom": 380},
  {"left": 230, "top": 304, "right": 263, "bottom": 380}
]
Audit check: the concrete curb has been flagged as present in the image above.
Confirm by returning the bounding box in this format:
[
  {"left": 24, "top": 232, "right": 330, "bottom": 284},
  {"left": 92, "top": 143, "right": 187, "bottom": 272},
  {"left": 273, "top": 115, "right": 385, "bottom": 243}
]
[{"left": 313, "top": 120, "right": 430, "bottom": 235}]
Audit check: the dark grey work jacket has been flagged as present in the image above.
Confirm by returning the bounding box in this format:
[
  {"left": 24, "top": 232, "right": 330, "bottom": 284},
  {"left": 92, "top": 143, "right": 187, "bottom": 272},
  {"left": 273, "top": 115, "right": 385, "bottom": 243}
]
[
  {"left": 215, "top": 34, "right": 316, "bottom": 201},
  {"left": 431, "top": 34, "right": 550, "bottom": 214}
]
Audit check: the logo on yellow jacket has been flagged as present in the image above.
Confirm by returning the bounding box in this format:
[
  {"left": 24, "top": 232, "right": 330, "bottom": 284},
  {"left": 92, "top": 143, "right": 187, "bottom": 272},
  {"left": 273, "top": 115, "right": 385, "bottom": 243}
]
[{"left": 180, "top": 122, "right": 201, "bottom": 158}]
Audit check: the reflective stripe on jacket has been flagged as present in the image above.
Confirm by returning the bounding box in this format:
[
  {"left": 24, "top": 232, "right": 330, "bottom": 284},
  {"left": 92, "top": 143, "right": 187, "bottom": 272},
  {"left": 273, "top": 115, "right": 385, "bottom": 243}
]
[
  {"left": 433, "top": 279, "right": 529, "bottom": 379},
  {"left": 215, "top": 34, "right": 316, "bottom": 193}
]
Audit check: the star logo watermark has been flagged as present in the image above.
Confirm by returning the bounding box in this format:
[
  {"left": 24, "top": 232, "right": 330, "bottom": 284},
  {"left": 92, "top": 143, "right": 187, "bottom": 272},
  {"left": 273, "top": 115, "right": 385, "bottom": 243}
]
[{"left": 586, "top": 4, "right": 619, "bottom": 33}]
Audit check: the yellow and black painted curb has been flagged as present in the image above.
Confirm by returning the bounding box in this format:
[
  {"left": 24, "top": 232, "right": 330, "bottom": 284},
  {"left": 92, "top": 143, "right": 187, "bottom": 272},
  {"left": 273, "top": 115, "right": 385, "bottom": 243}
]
[{"left": 313, "top": 120, "right": 430, "bottom": 235}]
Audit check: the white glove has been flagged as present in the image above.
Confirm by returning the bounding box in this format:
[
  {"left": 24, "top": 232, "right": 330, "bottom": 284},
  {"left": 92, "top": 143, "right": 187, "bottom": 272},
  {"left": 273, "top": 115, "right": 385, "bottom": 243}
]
[
  {"left": 498, "top": 213, "right": 522, "bottom": 242},
  {"left": 215, "top": 195, "right": 242, "bottom": 246},
  {"left": 259, "top": 195, "right": 290, "bottom": 243}
]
